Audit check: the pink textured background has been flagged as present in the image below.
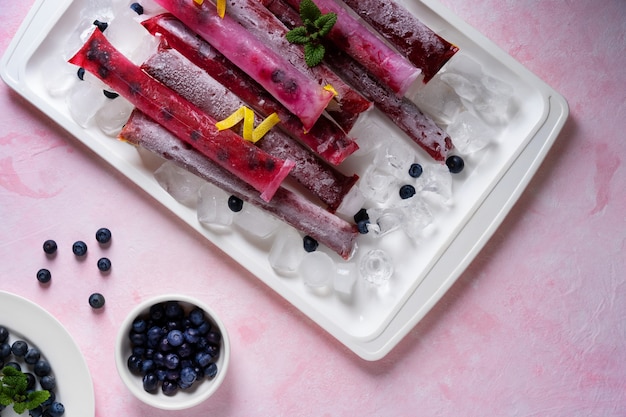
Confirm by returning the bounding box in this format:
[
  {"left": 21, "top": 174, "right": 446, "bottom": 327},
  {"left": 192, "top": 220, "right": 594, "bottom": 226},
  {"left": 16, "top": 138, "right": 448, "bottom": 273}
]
[{"left": 1, "top": 0, "right": 625, "bottom": 416}]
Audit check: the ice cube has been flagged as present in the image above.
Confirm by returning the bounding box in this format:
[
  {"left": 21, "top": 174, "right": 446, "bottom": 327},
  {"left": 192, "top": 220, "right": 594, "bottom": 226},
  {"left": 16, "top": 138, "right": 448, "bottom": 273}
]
[
  {"left": 374, "top": 140, "right": 415, "bottom": 176},
  {"left": 400, "top": 198, "right": 435, "bottom": 241},
  {"left": 95, "top": 96, "right": 134, "bottom": 136},
  {"left": 348, "top": 117, "right": 384, "bottom": 156},
  {"left": 446, "top": 111, "right": 492, "bottom": 154},
  {"left": 441, "top": 72, "right": 481, "bottom": 102},
  {"left": 360, "top": 165, "right": 397, "bottom": 204},
  {"left": 43, "top": 55, "right": 77, "bottom": 98},
  {"left": 366, "top": 207, "right": 405, "bottom": 238},
  {"left": 268, "top": 228, "right": 304, "bottom": 276},
  {"left": 335, "top": 186, "right": 366, "bottom": 219},
  {"left": 359, "top": 249, "right": 393, "bottom": 285},
  {"left": 233, "top": 203, "right": 280, "bottom": 239},
  {"left": 66, "top": 81, "right": 108, "bottom": 127},
  {"left": 474, "top": 75, "right": 515, "bottom": 125},
  {"left": 416, "top": 164, "right": 453, "bottom": 207},
  {"left": 154, "top": 161, "right": 205, "bottom": 207},
  {"left": 197, "top": 183, "right": 233, "bottom": 227},
  {"left": 334, "top": 262, "right": 358, "bottom": 296},
  {"left": 411, "top": 75, "right": 464, "bottom": 125},
  {"left": 299, "top": 251, "right": 334, "bottom": 289}
]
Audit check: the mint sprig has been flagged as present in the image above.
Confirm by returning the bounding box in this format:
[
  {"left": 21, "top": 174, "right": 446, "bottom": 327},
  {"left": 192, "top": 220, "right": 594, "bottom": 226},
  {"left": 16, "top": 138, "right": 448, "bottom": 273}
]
[
  {"left": 285, "top": 0, "right": 337, "bottom": 67},
  {"left": 0, "top": 366, "right": 50, "bottom": 414}
]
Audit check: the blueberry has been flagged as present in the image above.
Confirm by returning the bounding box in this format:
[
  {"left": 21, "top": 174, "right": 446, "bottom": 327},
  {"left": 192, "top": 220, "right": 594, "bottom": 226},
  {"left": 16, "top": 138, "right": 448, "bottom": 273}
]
[
  {"left": 40, "top": 375, "right": 56, "bottom": 391},
  {"left": 140, "top": 359, "right": 155, "bottom": 375},
  {"left": 399, "top": 184, "right": 416, "bottom": 199},
  {"left": 180, "top": 366, "right": 197, "bottom": 385},
  {"left": 197, "top": 321, "right": 211, "bottom": 335},
  {"left": 95, "top": 227, "right": 112, "bottom": 244},
  {"left": 24, "top": 347, "right": 41, "bottom": 364},
  {"left": 303, "top": 235, "right": 318, "bottom": 252},
  {"left": 72, "top": 241, "right": 87, "bottom": 256},
  {"left": 76, "top": 67, "right": 85, "bottom": 81},
  {"left": 143, "top": 373, "right": 158, "bottom": 393},
  {"left": 353, "top": 208, "right": 369, "bottom": 224},
  {"left": 0, "top": 343, "right": 11, "bottom": 358},
  {"left": 194, "top": 351, "right": 212, "bottom": 368},
  {"left": 130, "top": 2, "right": 144, "bottom": 15},
  {"left": 227, "top": 195, "right": 244, "bottom": 212},
  {"left": 43, "top": 240, "right": 58, "bottom": 254},
  {"left": 103, "top": 90, "right": 119, "bottom": 99},
  {"left": 188, "top": 308, "right": 205, "bottom": 326},
  {"left": 446, "top": 155, "right": 465, "bottom": 173},
  {"left": 177, "top": 342, "right": 193, "bottom": 358},
  {"left": 129, "top": 332, "right": 147, "bottom": 346},
  {"left": 88, "top": 293, "right": 105, "bottom": 309},
  {"left": 167, "top": 330, "right": 184, "bottom": 347},
  {"left": 204, "top": 362, "right": 218, "bottom": 379},
  {"left": 47, "top": 402, "right": 65, "bottom": 417},
  {"left": 408, "top": 163, "right": 423, "bottom": 178},
  {"left": 357, "top": 219, "right": 370, "bottom": 234},
  {"left": 183, "top": 328, "right": 200, "bottom": 344},
  {"left": 11, "top": 340, "right": 28, "bottom": 357},
  {"left": 206, "top": 330, "right": 221, "bottom": 346},
  {"left": 132, "top": 318, "right": 147, "bottom": 334},
  {"left": 161, "top": 380, "right": 178, "bottom": 396},
  {"left": 29, "top": 406, "right": 44, "bottom": 417},
  {"left": 127, "top": 355, "right": 143, "bottom": 374},
  {"left": 34, "top": 360, "right": 50, "bottom": 376},
  {"left": 164, "top": 353, "right": 180, "bottom": 370},
  {"left": 164, "top": 301, "right": 184, "bottom": 320},
  {"left": 93, "top": 19, "right": 108, "bottom": 32},
  {"left": 0, "top": 326, "right": 8, "bottom": 343},
  {"left": 147, "top": 326, "right": 164, "bottom": 346},
  {"left": 24, "top": 372, "right": 36, "bottom": 390},
  {"left": 97, "top": 257, "right": 111, "bottom": 272},
  {"left": 36, "top": 269, "right": 51, "bottom": 284},
  {"left": 5, "top": 361, "right": 21, "bottom": 372},
  {"left": 149, "top": 303, "right": 165, "bottom": 322}
]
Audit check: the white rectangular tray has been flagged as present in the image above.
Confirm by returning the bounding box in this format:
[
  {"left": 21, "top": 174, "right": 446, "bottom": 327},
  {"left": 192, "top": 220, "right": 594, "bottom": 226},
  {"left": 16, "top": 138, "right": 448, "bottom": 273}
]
[{"left": 1, "top": 0, "right": 568, "bottom": 360}]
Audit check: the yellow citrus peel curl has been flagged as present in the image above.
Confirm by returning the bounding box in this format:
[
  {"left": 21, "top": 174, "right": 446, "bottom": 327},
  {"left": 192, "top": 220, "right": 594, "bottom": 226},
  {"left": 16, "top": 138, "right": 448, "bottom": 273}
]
[
  {"left": 192, "top": 0, "right": 225, "bottom": 18},
  {"left": 215, "top": 106, "right": 281, "bottom": 143}
]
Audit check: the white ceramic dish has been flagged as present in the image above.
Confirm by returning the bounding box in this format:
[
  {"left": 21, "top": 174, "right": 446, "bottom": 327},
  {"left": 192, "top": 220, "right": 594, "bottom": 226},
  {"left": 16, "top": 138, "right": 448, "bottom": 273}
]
[
  {"left": 0, "top": 291, "right": 95, "bottom": 417},
  {"left": 1, "top": 0, "right": 568, "bottom": 360},
  {"left": 114, "top": 294, "right": 230, "bottom": 410}
]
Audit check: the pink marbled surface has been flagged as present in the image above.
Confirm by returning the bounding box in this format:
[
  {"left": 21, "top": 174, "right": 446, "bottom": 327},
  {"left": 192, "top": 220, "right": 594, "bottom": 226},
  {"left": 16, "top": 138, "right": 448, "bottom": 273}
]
[{"left": 1, "top": 0, "right": 625, "bottom": 416}]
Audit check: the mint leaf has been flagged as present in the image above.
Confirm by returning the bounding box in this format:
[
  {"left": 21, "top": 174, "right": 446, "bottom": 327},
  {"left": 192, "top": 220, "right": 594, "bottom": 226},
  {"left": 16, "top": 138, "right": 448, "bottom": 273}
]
[
  {"left": 0, "top": 392, "right": 13, "bottom": 406},
  {"left": 285, "top": 0, "right": 337, "bottom": 67},
  {"left": 300, "top": 0, "right": 322, "bottom": 22},
  {"left": 315, "top": 13, "right": 337, "bottom": 37},
  {"left": 304, "top": 43, "right": 325, "bottom": 67},
  {"left": 13, "top": 401, "right": 28, "bottom": 414},
  {"left": 25, "top": 390, "right": 50, "bottom": 410},
  {"left": 285, "top": 26, "right": 310, "bottom": 44}
]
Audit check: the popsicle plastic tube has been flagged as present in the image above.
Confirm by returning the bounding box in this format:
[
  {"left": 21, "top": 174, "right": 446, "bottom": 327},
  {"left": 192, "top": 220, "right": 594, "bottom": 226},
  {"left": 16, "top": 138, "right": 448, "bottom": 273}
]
[
  {"left": 142, "top": 48, "right": 358, "bottom": 212},
  {"left": 68, "top": 28, "right": 294, "bottom": 201},
  {"left": 340, "top": 0, "right": 458, "bottom": 82},
  {"left": 152, "top": 0, "right": 334, "bottom": 131},
  {"left": 141, "top": 14, "right": 358, "bottom": 165},
  {"left": 120, "top": 110, "right": 359, "bottom": 259},
  {"left": 262, "top": 0, "right": 453, "bottom": 161},
  {"left": 277, "top": 0, "right": 421, "bottom": 96},
  {"left": 223, "top": 0, "right": 372, "bottom": 132}
]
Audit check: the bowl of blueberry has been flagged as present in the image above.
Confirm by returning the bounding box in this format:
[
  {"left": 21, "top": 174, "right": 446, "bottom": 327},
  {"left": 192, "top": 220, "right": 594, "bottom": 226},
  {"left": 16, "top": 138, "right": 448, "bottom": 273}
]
[{"left": 115, "top": 294, "right": 230, "bottom": 410}]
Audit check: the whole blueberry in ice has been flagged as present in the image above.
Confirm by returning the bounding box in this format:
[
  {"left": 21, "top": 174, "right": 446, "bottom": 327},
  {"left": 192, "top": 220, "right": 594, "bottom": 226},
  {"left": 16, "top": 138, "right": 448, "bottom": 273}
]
[
  {"left": 399, "top": 184, "right": 416, "bottom": 199},
  {"left": 446, "top": 155, "right": 465, "bottom": 174},
  {"left": 408, "top": 163, "right": 423, "bottom": 178},
  {"left": 227, "top": 195, "right": 244, "bottom": 212},
  {"left": 130, "top": 2, "right": 145, "bottom": 15},
  {"left": 303, "top": 235, "right": 318, "bottom": 252}
]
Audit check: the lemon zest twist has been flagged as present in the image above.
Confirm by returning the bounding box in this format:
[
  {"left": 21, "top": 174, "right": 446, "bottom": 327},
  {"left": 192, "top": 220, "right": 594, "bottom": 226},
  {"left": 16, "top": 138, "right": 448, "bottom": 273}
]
[
  {"left": 192, "top": 0, "right": 203, "bottom": 5},
  {"left": 215, "top": 106, "right": 281, "bottom": 143},
  {"left": 216, "top": 0, "right": 226, "bottom": 18},
  {"left": 323, "top": 84, "right": 338, "bottom": 97}
]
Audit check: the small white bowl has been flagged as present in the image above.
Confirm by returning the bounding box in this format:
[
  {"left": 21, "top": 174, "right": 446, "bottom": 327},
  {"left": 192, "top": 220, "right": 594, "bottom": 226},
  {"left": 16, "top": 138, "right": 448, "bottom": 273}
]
[{"left": 115, "top": 294, "right": 230, "bottom": 410}]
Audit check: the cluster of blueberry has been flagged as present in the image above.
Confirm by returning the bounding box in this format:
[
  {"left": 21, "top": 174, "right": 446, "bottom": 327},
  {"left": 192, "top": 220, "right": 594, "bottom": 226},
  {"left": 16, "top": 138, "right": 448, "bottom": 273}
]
[
  {"left": 126, "top": 301, "right": 222, "bottom": 395},
  {"left": 36, "top": 228, "right": 112, "bottom": 309},
  {"left": 0, "top": 326, "right": 65, "bottom": 417}
]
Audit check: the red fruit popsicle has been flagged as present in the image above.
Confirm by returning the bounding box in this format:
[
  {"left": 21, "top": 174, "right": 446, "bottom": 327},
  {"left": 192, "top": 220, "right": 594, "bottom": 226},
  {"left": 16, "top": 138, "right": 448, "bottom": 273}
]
[
  {"left": 340, "top": 0, "right": 458, "bottom": 83},
  {"left": 68, "top": 28, "right": 294, "bottom": 202},
  {"left": 142, "top": 48, "right": 358, "bottom": 212},
  {"left": 120, "top": 110, "right": 359, "bottom": 259},
  {"left": 152, "top": 0, "right": 334, "bottom": 131},
  {"left": 141, "top": 14, "right": 358, "bottom": 165},
  {"left": 278, "top": 0, "right": 421, "bottom": 95}
]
